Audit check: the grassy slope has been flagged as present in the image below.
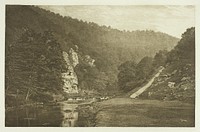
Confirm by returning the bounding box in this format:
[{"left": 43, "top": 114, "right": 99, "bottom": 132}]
[{"left": 95, "top": 98, "right": 194, "bottom": 127}]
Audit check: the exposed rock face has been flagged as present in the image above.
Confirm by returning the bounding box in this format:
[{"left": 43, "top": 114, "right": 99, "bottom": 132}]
[
  {"left": 62, "top": 50, "right": 79, "bottom": 93},
  {"left": 61, "top": 46, "right": 97, "bottom": 94},
  {"left": 69, "top": 48, "right": 79, "bottom": 67},
  {"left": 139, "top": 65, "right": 195, "bottom": 103},
  {"left": 84, "top": 55, "right": 95, "bottom": 67},
  {"left": 168, "top": 82, "right": 175, "bottom": 88}
]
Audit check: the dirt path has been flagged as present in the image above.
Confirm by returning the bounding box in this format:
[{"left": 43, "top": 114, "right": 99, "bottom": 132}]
[{"left": 130, "top": 66, "right": 164, "bottom": 98}]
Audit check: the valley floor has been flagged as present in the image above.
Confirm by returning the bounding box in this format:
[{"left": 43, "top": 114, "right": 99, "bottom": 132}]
[{"left": 94, "top": 98, "right": 195, "bottom": 127}]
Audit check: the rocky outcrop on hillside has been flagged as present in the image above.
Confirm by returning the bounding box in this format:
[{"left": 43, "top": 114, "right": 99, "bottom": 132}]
[
  {"left": 62, "top": 46, "right": 97, "bottom": 94},
  {"left": 83, "top": 55, "right": 95, "bottom": 67},
  {"left": 62, "top": 49, "right": 79, "bottom": 93},
  {"left": 139, "top": 64, "right": 195, "bottom": 103},
  {"left": 69, "top": 48, "right": 79, "bottom": 67}
]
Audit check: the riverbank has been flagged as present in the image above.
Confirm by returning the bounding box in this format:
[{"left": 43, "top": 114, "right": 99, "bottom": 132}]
[{"left": 91, "top": 98, "right": 194, "bottom": 127}]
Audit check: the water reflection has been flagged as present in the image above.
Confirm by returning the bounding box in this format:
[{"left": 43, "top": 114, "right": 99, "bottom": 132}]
[
  {"left": 59, "top": 101, "right": 78, "bottom": 127},
  {"left": 5, "top": 101, "right": 80, "bottom": 127},
  {"left": 6, "top": 104, "right": 62, "bottom": 127},
  {"left": 24, "top": 107, "right": 37, "bottom": 126}
]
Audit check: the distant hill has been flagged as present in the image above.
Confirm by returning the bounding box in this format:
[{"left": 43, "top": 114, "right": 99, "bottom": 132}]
[{"left": 5, "top": 5, "right": 180, "bottom": 104}]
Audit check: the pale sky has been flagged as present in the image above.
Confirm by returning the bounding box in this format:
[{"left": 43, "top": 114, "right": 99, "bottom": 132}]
[{"left": 39, "top": 5, "right": 195, "bottom": 38}]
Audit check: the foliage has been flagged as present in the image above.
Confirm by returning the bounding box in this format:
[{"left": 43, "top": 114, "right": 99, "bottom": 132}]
[
  {"left": 75, "top": 59, "right": 109, "bottom": 92},
  {"left": 5, "top": 29, "right": 66, "bottom": 104},
  {"left": 139, "top": 27, "right": 195, "bottom": 103},
  {"left": 6, "top": 5, "right": 179, "bottom": 96},
  {"left": 6, "top": 5, "right": 178, "bottom": 94},
  {"left": 118, "top": 61, "right": 137, "bottom": 92},
  {"left": 166, "top": 27, "right": 195, "bottom": 79},
  {"left": 168, "top": 27, "right": 195, "bottom": 64},
  {"left": 118, "top": 57, "right": 155, "bottom": 92},
  {"left": 153, "top": 50, "right": 168, "bottom": 68},
  {"left": 136, "top": 56, "right": 154, "bottom": 80}
]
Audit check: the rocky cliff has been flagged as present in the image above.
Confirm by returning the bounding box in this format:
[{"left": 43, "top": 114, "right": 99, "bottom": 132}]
[
  {"left": 62, "top": 46, "right": 96, "bottom": 94},
  {"left": 62, "top": 49, "right": 79, "bottom": 93}
]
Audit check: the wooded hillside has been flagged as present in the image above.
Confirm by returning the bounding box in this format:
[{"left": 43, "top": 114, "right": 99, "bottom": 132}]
[{"left": 5, "top": 5, "right": 180, "bottom": 104}]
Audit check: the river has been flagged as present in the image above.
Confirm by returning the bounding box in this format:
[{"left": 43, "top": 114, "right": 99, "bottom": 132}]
[{"left": 5, "top": 101, "right": 83, "bottom": 127}]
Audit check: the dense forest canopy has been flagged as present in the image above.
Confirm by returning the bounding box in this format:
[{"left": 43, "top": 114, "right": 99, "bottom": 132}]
[
  {"left": 6, "top": 29, "right": 66, "bottom": 105},
  {"left": 5, "top": 5, "right": 180, "bottom": 104}
]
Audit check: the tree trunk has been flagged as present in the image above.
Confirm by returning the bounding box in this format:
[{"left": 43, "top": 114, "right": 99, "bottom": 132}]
[{"left": 25, "top": 88, "right": 30, "bottom": 100}]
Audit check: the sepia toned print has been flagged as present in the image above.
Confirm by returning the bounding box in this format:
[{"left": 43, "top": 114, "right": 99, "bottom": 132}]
[{"left": 5, "top": 5, "right": 195, "bottom": 127}]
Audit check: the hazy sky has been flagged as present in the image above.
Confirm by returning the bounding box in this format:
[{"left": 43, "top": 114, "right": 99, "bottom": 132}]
[{"left": 40, "top": 5, "right": 195, "bottom": 38}]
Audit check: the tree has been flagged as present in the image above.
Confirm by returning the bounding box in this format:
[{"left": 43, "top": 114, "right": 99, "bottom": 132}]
[
  {"left": 153, "top": 50, "right": 168, "bottom": 68},
  {"left": 175, "top": 27, "right": 195, "bottom": 63},
  {"left": 118, "top": 61, "right": 137, "bottom": 92},
  {"left": 6, "top": 28, "right": 66, "bottom": 104},
  {"left": 167, "top": 27, "right": 195, "bottom": 65},
  {"left": 136, "top": 56, "right": 153, "bottom": 80}
]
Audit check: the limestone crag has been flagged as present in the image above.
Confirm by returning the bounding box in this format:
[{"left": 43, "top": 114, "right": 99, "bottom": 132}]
[
  {"left": 84, "top": 55, "right": 95, "bottom": 67},
  {"left": 69, "top": 48, "right": 79, "bottom": 67},
  {"left": 62, "top": 49, "right": 79, "bottom": 93}
]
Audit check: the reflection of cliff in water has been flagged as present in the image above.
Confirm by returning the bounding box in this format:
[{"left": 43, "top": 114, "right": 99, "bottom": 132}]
[
  {"left": 59, "top": 102, "right": 78, "bottom": 127},
  {"left": 6, "top": 102, "right": 82, "bottom": 127}
]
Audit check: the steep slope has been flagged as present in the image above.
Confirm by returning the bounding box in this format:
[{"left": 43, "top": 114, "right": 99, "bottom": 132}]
[
  {"left": 139, "top": 27, "right": 195, "bottom": 103},
  {"left": 130, "top": 66, "right": 164, "bottom": 98},
  {"left": 6, "top": 5, "right": 179, "bottom": 97}
]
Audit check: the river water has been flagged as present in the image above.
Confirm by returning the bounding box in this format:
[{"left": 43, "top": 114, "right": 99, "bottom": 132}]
[{"left": 5, "top": 101, "right": 80, "bottom": 127}]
